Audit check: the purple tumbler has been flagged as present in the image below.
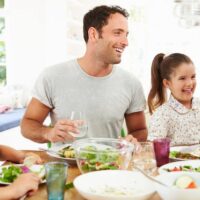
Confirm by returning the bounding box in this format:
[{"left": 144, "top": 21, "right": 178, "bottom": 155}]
[{"left": 153, "top": 138, "right": 170, "bottom": 167}]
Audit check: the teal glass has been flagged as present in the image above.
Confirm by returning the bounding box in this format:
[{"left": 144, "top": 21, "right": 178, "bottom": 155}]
[{"left": 45, "top": 162, "right": 68, "bottom": 200}]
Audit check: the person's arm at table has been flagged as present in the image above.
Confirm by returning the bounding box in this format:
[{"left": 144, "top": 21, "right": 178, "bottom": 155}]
[
  {"left": 0, "top": 145, "right": 42, "bottom": 164},
  {"left": 125, "top": 111, "right": 147, "bottom": 142},
  {"left": 20, "top": 98, "right": 77, "bottom": 143},
  {"left": 0, "top": 173, "right": 40, "bottom": 200}
]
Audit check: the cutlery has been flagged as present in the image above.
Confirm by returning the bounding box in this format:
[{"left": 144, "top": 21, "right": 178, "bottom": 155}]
[{"left": 134, "top": 166, "right": 168, "bottom": 187}]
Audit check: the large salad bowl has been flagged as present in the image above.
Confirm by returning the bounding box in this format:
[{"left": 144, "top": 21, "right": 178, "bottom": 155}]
[{"left": 73, "top": 138, "right": 134, "bottom": 174}]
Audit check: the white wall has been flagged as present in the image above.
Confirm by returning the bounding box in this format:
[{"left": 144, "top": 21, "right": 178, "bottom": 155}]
[
  {"left": 4, "top": 0, "right": 135, "bottom": 89},
  {"left": 4, "top": 0, "right": 200, "bottom": 97},
  {"left": 5, "top": 0, "right": 46, "bottom": 88}
]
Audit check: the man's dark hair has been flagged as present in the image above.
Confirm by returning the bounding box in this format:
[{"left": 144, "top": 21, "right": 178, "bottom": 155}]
[{"left": 83, "top": 5, "right": 129, "bottom": 43}]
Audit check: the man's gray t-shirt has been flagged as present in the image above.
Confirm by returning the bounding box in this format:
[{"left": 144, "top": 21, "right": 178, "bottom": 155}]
[{"left": 33, "top": 59, "right": 146, "bottom": 138}]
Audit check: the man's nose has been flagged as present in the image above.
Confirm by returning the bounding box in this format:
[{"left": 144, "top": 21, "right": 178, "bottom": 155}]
[{"left": 121, "top": 36, "right": 128, "bottom": 47}]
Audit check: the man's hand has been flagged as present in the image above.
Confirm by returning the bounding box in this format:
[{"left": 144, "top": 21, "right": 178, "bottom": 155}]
[
  {"left": 46, "top": 119, "right": 79, "bottom": 142},
  {"left": 124, "top": 134, "right": 138, "bottom": 144}
]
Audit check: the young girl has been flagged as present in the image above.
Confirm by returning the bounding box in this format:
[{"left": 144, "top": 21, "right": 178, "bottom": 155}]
[
  {"left": 0, "top": 145, "right": 42, "bottom": 199},
  {"left": 147, "top": 53, "right": 200, "bottom": 146}
]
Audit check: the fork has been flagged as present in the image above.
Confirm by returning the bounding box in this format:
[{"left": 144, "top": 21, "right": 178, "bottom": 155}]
[{"left": 134, "top": 166, "right": 168, "bottom": 187}]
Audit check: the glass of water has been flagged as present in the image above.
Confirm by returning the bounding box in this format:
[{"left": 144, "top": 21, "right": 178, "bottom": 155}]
[
  {"left": 132, "top": 142, "right": 157, "bottom": 176},
  {"left": 68, "top": 111, "right": 88, "bottom": 138}
]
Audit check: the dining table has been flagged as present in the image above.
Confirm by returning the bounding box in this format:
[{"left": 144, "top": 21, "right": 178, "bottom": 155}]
[{"left": 2, "top": 150, "right": 162, "bottom": 200}]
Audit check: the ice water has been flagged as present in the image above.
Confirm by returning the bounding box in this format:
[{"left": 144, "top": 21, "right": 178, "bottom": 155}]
[
  {"left": 69, "top": 123, "right": 88, "bottom": 138},
  {"left": 48, "top": 192, "right": 64, "bottom": 200},
  {"left": 45, "top": 162, "right": 68, "bottom": 200}
]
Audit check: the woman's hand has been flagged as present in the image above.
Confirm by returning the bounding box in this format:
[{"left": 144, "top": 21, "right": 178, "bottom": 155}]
[{"left": 8, "top": 173, "right": 40, "bottom": 199}]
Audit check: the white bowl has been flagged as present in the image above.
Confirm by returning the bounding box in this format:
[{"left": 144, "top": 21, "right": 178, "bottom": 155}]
[
  {"left": 74, "top": 170, "right": 155, "bottom": 200},
  {"left": 155, "top": 172, "right": 200, "bottom": 200}
]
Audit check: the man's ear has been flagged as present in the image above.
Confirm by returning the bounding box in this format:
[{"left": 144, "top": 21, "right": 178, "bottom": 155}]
[
  {"left": 163, "top": 79, "right": 169, "bottom": 88},
  {"left": 88, "top": 27, "right": 99, "bottom": 42}
]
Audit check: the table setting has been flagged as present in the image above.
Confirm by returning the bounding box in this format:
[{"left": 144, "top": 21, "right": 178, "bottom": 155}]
[{"left": 1, "top": 137, "right": 200, "bottom": 200}]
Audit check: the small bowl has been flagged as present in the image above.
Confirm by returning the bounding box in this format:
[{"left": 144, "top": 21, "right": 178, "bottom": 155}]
[
  {"left": 155, "top": 171, "right": 200, "bottom": 200},
  {"left": 73, "top": 138, "right": 134, "bottom": 174}
]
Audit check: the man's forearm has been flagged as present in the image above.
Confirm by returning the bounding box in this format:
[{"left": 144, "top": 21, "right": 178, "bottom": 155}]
[
  {"left": 20, "top": 118, "right": 51, "bottom": 143},
  {"left": 129, "top": 128, "right": 148, "bottom": 142}
]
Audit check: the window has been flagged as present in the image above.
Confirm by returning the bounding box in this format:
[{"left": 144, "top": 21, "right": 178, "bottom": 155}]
[{"left": 0, "top": 0, "right": 5, "bottom": 87}]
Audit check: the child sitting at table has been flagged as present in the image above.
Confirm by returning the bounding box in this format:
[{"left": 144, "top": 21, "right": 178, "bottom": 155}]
[
  {"left": 147, "top": 53, "right": 200, "bottom": 146},
  {"left": 0, "top": 144, "right": 42, "bottom": 199}
]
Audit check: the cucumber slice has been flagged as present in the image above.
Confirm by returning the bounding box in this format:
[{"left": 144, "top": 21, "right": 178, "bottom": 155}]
[{"left": 175, "top": 175, "right": 193, "bottom": 189}]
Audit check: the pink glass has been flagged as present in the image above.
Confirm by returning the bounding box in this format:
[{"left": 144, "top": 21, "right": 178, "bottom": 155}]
[{"left": 153, "top": 138, "right": 170, "bottom": 167}]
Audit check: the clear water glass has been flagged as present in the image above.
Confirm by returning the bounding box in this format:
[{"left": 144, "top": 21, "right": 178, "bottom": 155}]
[
  {"left": 69, "top": 111, "right": 88, "bottom": 138},
  {"left": 132, "top": 142, "right": 157, "bottom": 176}
]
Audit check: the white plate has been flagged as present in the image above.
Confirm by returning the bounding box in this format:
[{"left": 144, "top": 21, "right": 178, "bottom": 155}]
[
  {"left": 0, "top": 164, "right": 45, "bottom": 185},
  {"left": 74, "top": 170, "right": 155, "bottom": 200},
  {"left": 0, "top": 161, "right": 4, "bottom": 166},
  {"left": 170, "top": 145, "right": 200, "bottom": 161},
  {"left": 190, "top": 146, "right": 200, "bottom": 157},
  {"left": 47, "top": 144, "right": 76, "bottom": 165},
  {"left": 159, "top": 160, "right": 200, "bottom": 174}
]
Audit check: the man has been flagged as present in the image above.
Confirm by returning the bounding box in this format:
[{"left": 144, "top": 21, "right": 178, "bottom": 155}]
[{"left": 21, "top": 5, "right": 147, "bottom": 143}]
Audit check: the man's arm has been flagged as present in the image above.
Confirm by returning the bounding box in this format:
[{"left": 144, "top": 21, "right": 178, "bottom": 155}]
[
  {"left": 20, "top": 98, "right": 52, "bottom": 143},
  {"left": 21, "top": 98, "right": 78, "bottom": 143},
  {"left": 125, "top": 111, "right": 147, "bottom": 142}
]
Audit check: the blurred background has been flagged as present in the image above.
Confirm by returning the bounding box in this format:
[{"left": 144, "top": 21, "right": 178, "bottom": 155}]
[{"left": 1, "top": 0, "right": 200, "bottom": 98}]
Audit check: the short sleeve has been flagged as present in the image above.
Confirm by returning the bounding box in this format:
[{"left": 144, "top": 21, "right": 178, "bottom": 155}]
[
  {"left": 32, "top": 69, "right": 53, "bottom": 108},
  {"left": 126, "top": 79, "right": 146, "bottom": 114}
]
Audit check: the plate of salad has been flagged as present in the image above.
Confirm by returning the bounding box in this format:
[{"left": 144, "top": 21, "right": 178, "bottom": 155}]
[
  {"left": 159, "top": 160, "right": 200, "bottom": 174},
  {"left": 0, "top": 164, "right": 45, "bottom": 185},
  {"left": 170, "top": 145, "right": 200, "bottom": 161},
  {"left": 46, "top": 144, "right": 76, "bottom": 165}
]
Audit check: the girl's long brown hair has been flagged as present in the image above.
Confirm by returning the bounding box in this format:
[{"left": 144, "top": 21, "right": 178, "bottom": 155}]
[{"left": 147, "top": 53, "right": 193, "bottom": 114}]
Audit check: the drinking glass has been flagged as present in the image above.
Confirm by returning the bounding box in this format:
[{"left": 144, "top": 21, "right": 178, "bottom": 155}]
[
  {"left": 153, "top": 138, "right": 170, "bottom": 167},
  {"left": 132, "top": 142, "right": 157, "bottom": 176},
  {"left": 68, "top": 111, "right": 88, "bottom": 138},
  {"left": 45, "top": 162, "right": 68, "bottom": 200}
]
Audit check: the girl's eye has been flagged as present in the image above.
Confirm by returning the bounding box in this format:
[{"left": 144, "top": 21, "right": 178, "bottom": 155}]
[
  {"left": 192, "top": 75, "right": 196, "bottom": 79},
  {"left": 179, "top": 77, "right": 185, "bottom": 80}
]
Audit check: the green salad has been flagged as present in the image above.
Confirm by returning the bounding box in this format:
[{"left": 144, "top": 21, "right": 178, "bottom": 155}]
[
  {"left": 77, "top": 145, "right": 121, "bottom": 173},
  {"left": 0, "top": 165, "right": 22, "bottom": 183},
  {"left": 0, "top": 164, "right": 45, "bottom": 183},
  {"left": 170, "top": 151, "right": 199, "bottom": 160},
  {"left": 165, "top": 165, "right": 200, "bottom": 172}
]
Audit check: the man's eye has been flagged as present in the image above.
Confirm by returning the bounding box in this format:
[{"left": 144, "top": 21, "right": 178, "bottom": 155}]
[{"left": 114, "top": 32, "right": 121, "bottom": 35}]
